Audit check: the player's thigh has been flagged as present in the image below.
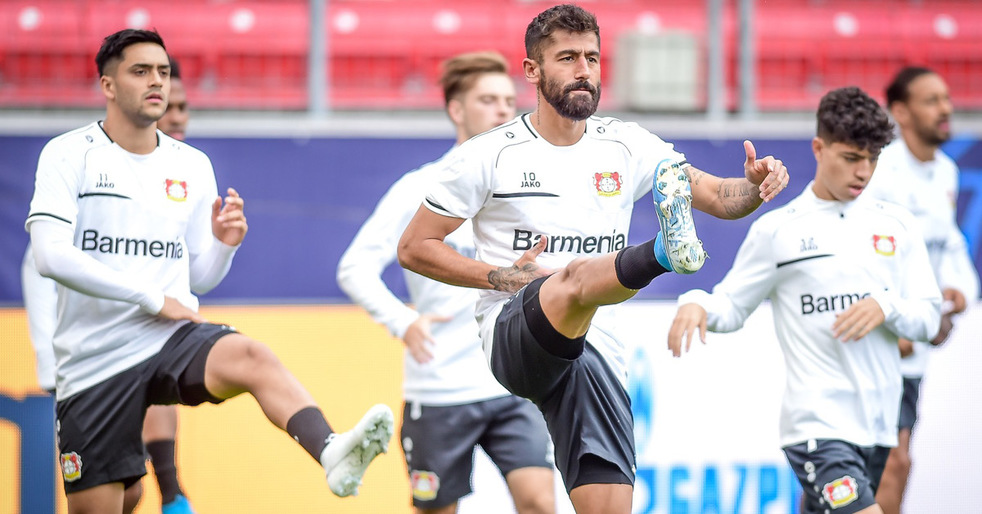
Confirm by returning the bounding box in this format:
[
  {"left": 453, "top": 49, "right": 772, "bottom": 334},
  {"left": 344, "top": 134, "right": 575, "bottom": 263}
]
[{"left": 401, "top": 402, "right": 483, "bottom": 509}]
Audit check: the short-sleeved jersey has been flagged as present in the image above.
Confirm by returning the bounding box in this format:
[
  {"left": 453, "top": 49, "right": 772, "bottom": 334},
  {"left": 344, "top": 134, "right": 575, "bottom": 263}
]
[
  {"left": 25, "top": 122, "right": 219, "bottom": 399},
  {"left": 680, "top": 184, "right": 942, "bottom": 447},
  {"left": 337, "top": 148, "right": 510, "bottom": 405},
  {"left": 864, "top": 139, "right": 980, "bottom": 377},
  {"left": 424, "top": 113, "right": 686, "bottom": 387}
]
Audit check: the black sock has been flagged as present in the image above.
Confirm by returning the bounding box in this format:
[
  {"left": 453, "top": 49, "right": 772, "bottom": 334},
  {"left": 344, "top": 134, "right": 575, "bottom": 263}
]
[
  {"left": 614, "top": 239, "right": 667, "bottom": 289},
  {"left": 146, "top": 440, "right": 182, "bottom": 504},
  {"left": 286, "top": 407, "right": 335, "bottom": 463}
]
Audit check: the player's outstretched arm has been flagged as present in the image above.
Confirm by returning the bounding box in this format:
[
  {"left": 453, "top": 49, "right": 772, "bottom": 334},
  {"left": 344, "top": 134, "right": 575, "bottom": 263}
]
[
  {"left": 689, "top": 140, "right": 789, "bottom": 219},
  {"left": 398, "top": 204, "right": 551, "bottom": 292},
  {"left": 667, "top": 303, "right": 708, "bottom": 357}
]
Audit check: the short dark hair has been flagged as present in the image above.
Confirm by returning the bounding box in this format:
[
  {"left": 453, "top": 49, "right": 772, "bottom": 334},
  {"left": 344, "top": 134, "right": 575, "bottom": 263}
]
[
  {"left": 885, "top": 66, "right": 937, "bottom": 106},
  {"left": 95, "top": 29, "right": 166, "bottom": 77},
  {"left": 169, "top": 56, "right": 182, "bottom": 80},
  {"left": 439, "top": 52, "right": 508, "bottom": 106},
  {"left": 816, "top": 87, "right": 894, "bottom": 155},
  {"left": 525, "top": 4, "right": 600, "bottom": 61}
]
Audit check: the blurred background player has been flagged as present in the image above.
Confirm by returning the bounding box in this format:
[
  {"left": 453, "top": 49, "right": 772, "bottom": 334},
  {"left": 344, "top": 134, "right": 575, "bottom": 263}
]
[
  {"left": 20, "top": 56, "right": 197, "bottom": 514},
  {"left": 865, "top": 66, "right": 981, "bottom": 514},
  {"left": 27, "top": 29, "right": 393, "bottom": 513},
  {"left": 668, "top": 86, "right": 942, "bottom": 514},
  {"left": 337, "top": 51, "right": 556, "bottom": 514}
]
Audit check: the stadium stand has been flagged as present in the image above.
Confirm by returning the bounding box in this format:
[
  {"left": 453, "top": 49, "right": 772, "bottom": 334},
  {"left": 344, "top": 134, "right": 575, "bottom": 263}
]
[{"left": 0, "top": 0, "right": 979, "bottom": 111}]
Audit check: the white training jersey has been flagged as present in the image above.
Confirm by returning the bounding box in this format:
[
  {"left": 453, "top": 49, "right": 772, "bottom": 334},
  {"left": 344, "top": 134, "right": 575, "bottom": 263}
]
[
  {"left": 21, "top": 243, "right": 57, "bottom": 391},
  {"left": 864, "top": 139, "right": 980, "bottom": 377},
  {"left": 25, "top": 122, "right": 231, "bottom": 399},
  {"left": 337, "top": 148, "right": 510, "bottom": 405},
  {"left": 679, "top": 184, "right": 942, "bottom": 448},
  {"left": 424, "top": 113, "right": 686, "bottom": 388}
]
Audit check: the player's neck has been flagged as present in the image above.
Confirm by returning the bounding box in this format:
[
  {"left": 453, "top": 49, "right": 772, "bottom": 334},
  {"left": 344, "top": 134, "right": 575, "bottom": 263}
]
[
  {"left": 902, "top": 131, "right": 938, "bottom": 163},
  {"left": 531, "top": 106, "right": 586, "bottom": 147},
  {"left": 102, "top": 111, "right": 158, "bottom": 155}
]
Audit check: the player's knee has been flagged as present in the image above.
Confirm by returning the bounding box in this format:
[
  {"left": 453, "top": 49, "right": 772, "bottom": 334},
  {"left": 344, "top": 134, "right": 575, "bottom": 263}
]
[
  {"left": 514, "top": 491, "right": 555, "bottom": 514},
  {"left": 554, "top": 258, "right": 591, "bottom": 303},
  {"left": 239, "top": 338, "right": 283, "bottom": 371}
]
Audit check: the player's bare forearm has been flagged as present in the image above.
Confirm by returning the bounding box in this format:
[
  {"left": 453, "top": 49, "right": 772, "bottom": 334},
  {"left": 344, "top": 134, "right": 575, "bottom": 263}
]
[
  {"left": 717, "top": 177, "right": 763, "bottom": 218},
  {"left": 398, "top": 239, "right": 497, "bottom": 290},
  {"left": 688, "top": 168, "right": 762, "bottom": 219}
]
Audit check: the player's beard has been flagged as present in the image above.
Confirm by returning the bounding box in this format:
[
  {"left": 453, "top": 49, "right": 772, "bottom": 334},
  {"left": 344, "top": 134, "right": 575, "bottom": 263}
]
[
  {"left": 915, "top": 119, "right": 950, "bottom": 146},
  {"left": 540, "top": 75, "right": 601, "bottom": 121}
]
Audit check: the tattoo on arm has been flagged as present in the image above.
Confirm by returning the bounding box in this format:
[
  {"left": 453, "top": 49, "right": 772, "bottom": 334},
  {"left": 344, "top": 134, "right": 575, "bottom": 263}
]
[
  {"left": 718, "top": 178, "right": 762, "bottom": 218},
  {"left": 488, "top": 264, "right": 540, "bottom": 293},
  {"left": 685, "top": 167, "right": 705, "bottom": 187}
]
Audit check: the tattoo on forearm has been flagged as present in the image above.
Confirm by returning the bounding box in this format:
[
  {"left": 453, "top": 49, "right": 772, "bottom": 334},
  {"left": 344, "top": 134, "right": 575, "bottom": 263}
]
[
  {"left": 685, "top": 167, "right": 704, "bottom": 186},
  {"left": 718, "top": 178, "right": 762, "bottom": 217},
  {"left": 488, "top": 264, "right": 539, "bottom": 293}
]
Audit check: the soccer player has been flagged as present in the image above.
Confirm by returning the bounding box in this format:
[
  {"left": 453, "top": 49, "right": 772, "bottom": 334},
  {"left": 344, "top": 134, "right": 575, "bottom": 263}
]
[
  {"left": 21, "top": 55, "right": 196, "bottom": 514},
  {"left": 864, "top": 67, "right": 981, "bottom": 514},
  {"left": 25, "top": 29, "right": 393, "bottom": 513},
  {"left": 667, "top": 87, "right": 943, "bottom": 514},
  {"left": 397, "top": 5, "right": 789, "bottom": 512},
  {"left": 338, "top": 52, "right": 555, "bottom": 514}
]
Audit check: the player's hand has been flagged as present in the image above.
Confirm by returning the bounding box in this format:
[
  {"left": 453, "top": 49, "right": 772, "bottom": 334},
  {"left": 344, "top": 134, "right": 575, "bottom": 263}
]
[
  {"left": 832, "top": 297, "right": 884, "bottom": 342},
  {"left": 212, "top": 187, "right": 248, "bottom": 246},
  {"left": 488, "top": 237, "right": 554, "bottom": 293},
  {"left": 158, "top": 296, "right": 206, "bottom": 323},
  {"left": 942, "top": 288, "right": 967, "bottom": 314},
  {"left": 403, "top": 313, "right": 452, "bottom": 363},
  {"left": 743, "top": 140, "right": 789, "bottom": 203},
  {"left": 898, "top": 337, "right": 914, "bottom": 357},
  {"left": 930, "top": 313, "right": 955, "bottom": 346},
  {"left": 667, "top": 303, "right": 707, "bottom": 357}
]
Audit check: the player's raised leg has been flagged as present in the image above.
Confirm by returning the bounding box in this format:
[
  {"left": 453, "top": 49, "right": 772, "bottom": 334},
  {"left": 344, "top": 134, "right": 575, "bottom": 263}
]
[{"left": 201, "top": 332, "right": 394, "bottom": 497}]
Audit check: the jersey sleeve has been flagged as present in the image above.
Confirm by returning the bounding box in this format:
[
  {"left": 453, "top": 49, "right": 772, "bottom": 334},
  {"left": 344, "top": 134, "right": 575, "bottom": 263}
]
[
  {"left": 619, "top": 122, "right": 686, "bottom": 202},
  {"left": 869, "top": 213, "right": 943, "bottom": 341},
  {"left": 423, "top": 145, "right": 492, "bottom": 219},
  {"left": 934, "top": 222, "right": 980, "bottom": 301},
  {"left": 337, "top": 172, "right": 423, "bottom": 338},
  {"left": 186, "top": 154, "right": 238, "bottom": 293},
  {"left": 678, "top": 218, "right": 776, "bottom": 332},
  {"left": 25, "top": 139, "right": 83, "bottom": 230}
]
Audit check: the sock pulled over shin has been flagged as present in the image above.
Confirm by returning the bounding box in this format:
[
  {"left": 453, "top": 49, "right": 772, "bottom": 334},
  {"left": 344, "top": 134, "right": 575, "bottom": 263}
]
[
  {"left": 146, "top": 440, "right": 183, "bottom": 504},
  {"left": 286, "top": 407, "right": 335, "bottom": 464},
  {"left": 615, "top": 236, "right": 670, "bottom": 290}
]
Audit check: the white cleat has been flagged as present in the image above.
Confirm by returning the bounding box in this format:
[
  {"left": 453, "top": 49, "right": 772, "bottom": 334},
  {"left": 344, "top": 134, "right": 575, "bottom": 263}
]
[
  {"left": 320, "top": 404, "right": 395, "bottom": 497},
  {"left": 653, "top": 159, "right": 707, "bottom": 274}
]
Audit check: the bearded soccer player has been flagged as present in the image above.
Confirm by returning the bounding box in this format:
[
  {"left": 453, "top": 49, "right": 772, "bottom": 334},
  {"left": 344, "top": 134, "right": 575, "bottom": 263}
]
[{"left": 398, "top": 5, "right": 789, "bottom": 513}]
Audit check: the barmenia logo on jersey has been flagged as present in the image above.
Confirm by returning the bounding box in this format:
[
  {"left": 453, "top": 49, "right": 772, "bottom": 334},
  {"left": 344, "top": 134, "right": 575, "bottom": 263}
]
[
  {"left": 61, "top": 452, "right": 82, "bottom": 482},
  {"left": 872, "top": 234, "right": 896, "bottom": 256},
  {"left": 513, "top": 229, "right": 626, "bottom": 254},
  {"left": 822, "top": 475, "right": 858, "bottom": 508},
  {"left": 165, "top": 179, "right": 188, "bottom": 202},
  {"left": 594, "top": 172, "right": 622, "bottom": 197}
]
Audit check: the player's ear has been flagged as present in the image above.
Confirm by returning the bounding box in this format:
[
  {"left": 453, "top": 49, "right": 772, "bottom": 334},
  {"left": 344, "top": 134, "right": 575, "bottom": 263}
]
[
  {"left": 811, "top": 136, "right": 824, "bottom": 162},
  {"left": 100, "top": 75, "right": 115, "bottom": 101},
  {"left": 447, "top": 98, "right": 465, "bottom": 126},
  {"left": 523, "top": 58, "right": 540, "bottom": 85}
]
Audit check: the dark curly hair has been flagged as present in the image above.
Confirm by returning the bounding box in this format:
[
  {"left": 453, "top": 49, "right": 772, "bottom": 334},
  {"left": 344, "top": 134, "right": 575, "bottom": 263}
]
[
  {"left": 885, "top": 66, "right": 936, "bottom": 107},
  {"left": 524, "top": 4, "right": 600, "bottom": 62},
  {"left": 816, "top": 87, "right": 894, "bottom": 156},
  {"left": 95, "top": 28, "right": 166, "bottom": 77}
]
